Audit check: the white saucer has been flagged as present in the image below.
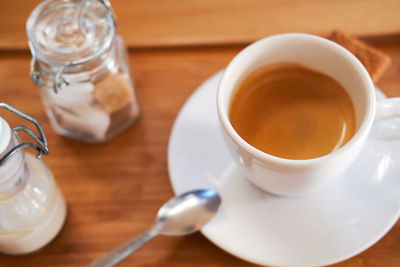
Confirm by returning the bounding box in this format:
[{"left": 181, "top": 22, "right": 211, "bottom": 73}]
[{"left": 168, "top": 71, "right": 400, "bottom": 267}]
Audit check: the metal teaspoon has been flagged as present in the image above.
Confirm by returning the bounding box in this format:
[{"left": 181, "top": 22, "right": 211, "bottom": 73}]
[{"left": 87, "top": 189, "right": 221, "bottom": 267}]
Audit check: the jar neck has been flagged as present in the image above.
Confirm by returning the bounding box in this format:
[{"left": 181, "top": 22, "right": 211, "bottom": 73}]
[
  {"left": 0, "top": 134, "right": 28, "bottom": 201},
  {"left": 36, "top": 36, "right": 118, "bottom": 86}
]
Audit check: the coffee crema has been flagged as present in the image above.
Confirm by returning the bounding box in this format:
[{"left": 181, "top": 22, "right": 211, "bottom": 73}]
[{"left": 229, "top": 63, "right": 356, "bottom": 160}]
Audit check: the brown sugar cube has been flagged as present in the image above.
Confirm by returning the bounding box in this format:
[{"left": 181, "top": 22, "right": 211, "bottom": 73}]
[
  {"left": 94, "top": 73, "right": 134, "bottom": 114},
  {"left": 328, "top": 30, "right": 391, "bottom": 83}
]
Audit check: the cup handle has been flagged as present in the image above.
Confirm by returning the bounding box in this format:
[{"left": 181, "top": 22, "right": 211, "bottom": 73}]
[{"left": 371, "top": 97, "right": 400, "bottom": 140}]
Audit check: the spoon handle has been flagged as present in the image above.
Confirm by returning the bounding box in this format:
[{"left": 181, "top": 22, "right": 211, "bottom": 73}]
[{"left": 87, "top": 228, "right": 158, "bottom": 267}]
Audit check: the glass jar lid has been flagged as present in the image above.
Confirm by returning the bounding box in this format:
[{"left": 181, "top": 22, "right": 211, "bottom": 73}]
[
  {"left": 0, "top": 117, "right": 11, "bottom": 156},
  {"left": 26, "top": 0, "right": 115, "bottom": 66}
]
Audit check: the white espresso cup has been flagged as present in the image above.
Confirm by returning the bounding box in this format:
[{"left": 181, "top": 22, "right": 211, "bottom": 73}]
[{"left": 217, "top": 33, "right": 400, "bottom": 196}]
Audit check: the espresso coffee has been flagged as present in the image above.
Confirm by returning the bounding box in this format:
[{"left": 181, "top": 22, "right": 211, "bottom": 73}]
[{"left": 229, "top": 63, "right": 356, "bottom": 160}]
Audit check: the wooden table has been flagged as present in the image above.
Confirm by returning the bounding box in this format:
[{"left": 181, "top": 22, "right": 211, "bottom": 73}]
[{"left": 1, "top": 1, "right": 400, "bottom": 266}]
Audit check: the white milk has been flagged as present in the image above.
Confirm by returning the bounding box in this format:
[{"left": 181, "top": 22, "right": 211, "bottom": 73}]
[{"left": 0, "top": 118, "right": 67, "bottom": 255}]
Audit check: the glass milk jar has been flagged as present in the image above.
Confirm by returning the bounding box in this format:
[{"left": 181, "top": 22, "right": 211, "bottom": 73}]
[
  {"left": 0, "top": 103, "right": 66, "bottom": 255},
  {"left": 26, "top": 0, "right": 140, "bottom": 144}
]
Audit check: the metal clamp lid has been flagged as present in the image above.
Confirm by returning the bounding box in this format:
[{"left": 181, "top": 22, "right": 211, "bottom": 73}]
[
  {"left": 0, "top": 103, "right": 49, "bottom": 166},
  {"left": 29, "top": 0, "right": 116, "bottom": 93},
  {"left": 29, "top": 41, "right": 71, "bottom": 94}
]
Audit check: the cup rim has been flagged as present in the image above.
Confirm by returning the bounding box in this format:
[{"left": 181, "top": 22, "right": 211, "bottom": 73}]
[{"left": 217, "top": 33, "right": 376, "bottom": 167}]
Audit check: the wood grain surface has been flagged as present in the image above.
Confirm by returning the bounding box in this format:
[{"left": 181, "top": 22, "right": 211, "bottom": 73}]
[
  {"left": 0, "top": 36, "right": 399, "bottom": 266},
  {"left": 1, "top": 0, "right": 400, "bottom": 50}
]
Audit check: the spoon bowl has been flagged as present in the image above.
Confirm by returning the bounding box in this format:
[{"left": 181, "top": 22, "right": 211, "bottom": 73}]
[{"left": 157, "top": 189, "right": 221, "bottom": 235}]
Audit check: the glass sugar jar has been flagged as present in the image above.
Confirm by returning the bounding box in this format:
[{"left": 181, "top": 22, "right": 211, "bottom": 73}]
[
  {"left": 0, "top": 103, "right": 67, "bottom": 255},
  {"left": 26, "top": 0, "right": 140, "bottom": 144}
]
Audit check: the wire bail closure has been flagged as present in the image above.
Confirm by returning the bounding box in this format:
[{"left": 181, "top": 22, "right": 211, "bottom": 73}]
[
  {"left": 0, "top": 103, "right": 49, "bottom": 166},
  {"left": 28, "top": 0, "right": 116, "bottom": 94}
]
